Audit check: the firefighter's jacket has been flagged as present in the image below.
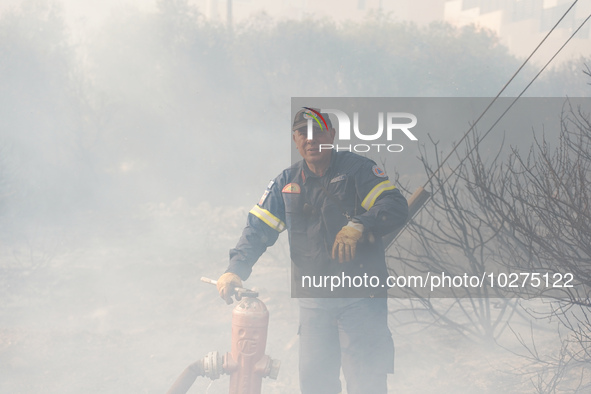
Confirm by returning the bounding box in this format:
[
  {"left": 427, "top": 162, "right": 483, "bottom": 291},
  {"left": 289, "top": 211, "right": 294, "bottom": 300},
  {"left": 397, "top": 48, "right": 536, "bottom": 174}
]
[{"left": 227, "top": 150, "right": 409, "bottom": 297}]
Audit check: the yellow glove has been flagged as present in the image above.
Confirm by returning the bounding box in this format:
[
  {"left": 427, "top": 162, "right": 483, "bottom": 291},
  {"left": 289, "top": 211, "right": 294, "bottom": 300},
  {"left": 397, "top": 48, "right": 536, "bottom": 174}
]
[
  {"left": 216, "top": 272, "right": 242, "bottom": 304},
  {"left": 332, "top": 222, "right": 364, "bottom": 263}
]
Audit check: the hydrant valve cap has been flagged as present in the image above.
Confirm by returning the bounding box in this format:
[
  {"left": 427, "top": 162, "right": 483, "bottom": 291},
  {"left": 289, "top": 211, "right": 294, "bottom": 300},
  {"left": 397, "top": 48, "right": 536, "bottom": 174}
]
[{"left": 269, "top": 359, "right": 281, "bottom": 380}]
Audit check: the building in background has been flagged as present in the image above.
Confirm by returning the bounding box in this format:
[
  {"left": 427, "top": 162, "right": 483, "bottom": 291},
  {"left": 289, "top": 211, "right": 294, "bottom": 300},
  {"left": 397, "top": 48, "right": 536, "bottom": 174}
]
[{"left": 444, "top": 0, "right": 590, "bottom": 62}]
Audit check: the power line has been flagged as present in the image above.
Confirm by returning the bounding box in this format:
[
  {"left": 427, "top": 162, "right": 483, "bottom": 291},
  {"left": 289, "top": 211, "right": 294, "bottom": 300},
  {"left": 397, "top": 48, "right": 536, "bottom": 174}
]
[
  {"left": 425, "top": 0, "right": 580, "bottom": 186},
  {"left": 387, "top": 0, "right": 590, "bottom": 248},
  {"left": 435, "top": 10, "right": 591, "bottom": 201}
]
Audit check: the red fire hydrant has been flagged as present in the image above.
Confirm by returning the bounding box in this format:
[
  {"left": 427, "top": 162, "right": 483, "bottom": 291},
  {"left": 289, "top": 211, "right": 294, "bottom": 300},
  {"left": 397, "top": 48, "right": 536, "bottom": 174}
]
[
  {"left": 166, "top": 281, "right": 280, "bottom": 394},
  {"left": 225, "top": 297, "right": 280, "bottom": 392}
]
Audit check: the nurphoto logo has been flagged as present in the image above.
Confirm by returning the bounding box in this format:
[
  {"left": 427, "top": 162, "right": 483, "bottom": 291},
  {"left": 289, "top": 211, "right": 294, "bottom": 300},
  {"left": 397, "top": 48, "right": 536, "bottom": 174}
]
[{"left": 303, "top": 108, "right": 418, "bottom": 153}]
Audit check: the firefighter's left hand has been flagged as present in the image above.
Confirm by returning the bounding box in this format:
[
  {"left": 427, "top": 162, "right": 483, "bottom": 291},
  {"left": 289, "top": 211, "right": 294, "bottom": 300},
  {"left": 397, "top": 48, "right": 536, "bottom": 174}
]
[{"left": 332, "top": 222, "right": 364, "bottom": 263}]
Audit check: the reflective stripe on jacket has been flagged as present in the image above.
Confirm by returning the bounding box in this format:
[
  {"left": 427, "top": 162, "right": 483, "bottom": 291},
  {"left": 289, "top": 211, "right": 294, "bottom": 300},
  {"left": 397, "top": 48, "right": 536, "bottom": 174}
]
[{"left": 228, "top": 151, "right": 408, "bottom": 296}]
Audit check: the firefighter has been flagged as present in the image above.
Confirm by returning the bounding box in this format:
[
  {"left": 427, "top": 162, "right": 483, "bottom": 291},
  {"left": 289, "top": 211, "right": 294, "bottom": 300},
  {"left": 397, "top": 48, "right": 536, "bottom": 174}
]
[{"left": 216, "top": 108, "right": 408, "bottom": 394}]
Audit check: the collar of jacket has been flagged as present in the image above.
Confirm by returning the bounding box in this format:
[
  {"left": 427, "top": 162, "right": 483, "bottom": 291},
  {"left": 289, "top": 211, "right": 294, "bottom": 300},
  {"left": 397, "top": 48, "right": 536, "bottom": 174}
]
[{"left": 300, "top": 149, "right": 338, "bottom": 184}]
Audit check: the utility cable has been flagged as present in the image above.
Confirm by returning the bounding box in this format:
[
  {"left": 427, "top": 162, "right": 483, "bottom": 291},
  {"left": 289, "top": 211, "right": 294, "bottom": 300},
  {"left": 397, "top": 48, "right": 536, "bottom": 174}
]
[
  {"left": 388, "top": 1, "right": 590, "bottom": 247},
  {"left": 434, "top": 11, "right": 591, "bottom": 202},
  {"left": 426, "top": 0, "right": 580, "bottom": 185}
]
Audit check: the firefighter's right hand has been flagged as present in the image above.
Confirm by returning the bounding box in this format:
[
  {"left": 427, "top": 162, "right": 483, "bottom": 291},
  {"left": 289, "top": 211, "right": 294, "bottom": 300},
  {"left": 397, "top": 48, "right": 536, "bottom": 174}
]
[
  {"left": 332, "top": 222, "right": 364, "bottom": 263},
  {"left": 216, "top": 272, "right": 242, "bottom": 304}
]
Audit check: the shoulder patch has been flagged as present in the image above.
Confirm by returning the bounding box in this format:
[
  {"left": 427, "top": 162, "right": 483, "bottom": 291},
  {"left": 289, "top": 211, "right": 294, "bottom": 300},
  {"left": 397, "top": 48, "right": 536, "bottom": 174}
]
[
  {"left": 282, "top": 183, "right": 301, "bottom": 194},
  {"left": 258, "top": 190, "right": 270, "bottom": 205},
  {"left": 258, "top": 180, "right": 275, "bottom": 205},
  {"left": 372, "top": 165, "right": 387, "bottom": 178}
]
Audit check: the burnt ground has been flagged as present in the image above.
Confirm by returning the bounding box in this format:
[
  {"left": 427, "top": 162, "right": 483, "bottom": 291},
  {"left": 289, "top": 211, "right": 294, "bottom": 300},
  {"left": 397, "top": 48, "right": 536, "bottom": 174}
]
[{"left": 0, "top": 202, "right": 582, "bottom": 393}]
